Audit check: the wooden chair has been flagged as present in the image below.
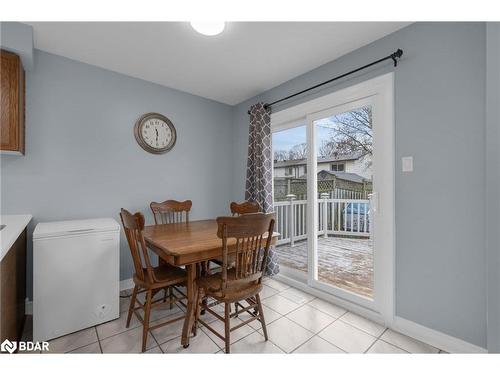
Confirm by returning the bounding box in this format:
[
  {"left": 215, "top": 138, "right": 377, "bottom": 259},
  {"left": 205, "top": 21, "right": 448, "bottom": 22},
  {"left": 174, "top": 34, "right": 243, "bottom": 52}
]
[
  {"left": 230, "top": 201, "right": 260, "bottom": 216},
  {"left": 150, "top": 199, "right": 192, "bottom": 224},
  {"left": 194, "top": 213, "right": 275, "bottom": 353},
  {"left": 211, "top": 201, "right": 261, "bottom": 269},
  {"left": 150, "top": 199, "right": 193, "bottom": 289},
  {"left": 120, "top": 208, "right": 187, "bottom": 352}
]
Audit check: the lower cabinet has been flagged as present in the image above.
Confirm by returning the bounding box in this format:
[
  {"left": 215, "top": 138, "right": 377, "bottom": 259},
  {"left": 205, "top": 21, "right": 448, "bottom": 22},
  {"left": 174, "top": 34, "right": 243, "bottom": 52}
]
[{"left": 0, "top": 229, "right": 27, "bottom": 346}]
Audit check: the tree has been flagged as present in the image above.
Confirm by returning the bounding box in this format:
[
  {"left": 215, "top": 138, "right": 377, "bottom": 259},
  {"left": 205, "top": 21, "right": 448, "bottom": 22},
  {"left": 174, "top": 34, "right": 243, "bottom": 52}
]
[
  {"left": 318, "top": 140, "right": 338, "bottom": 158},
  {"left": 317, "top": 106, "right": 373, "bottom": 157},
  {"left": 273, "top": 150, "right": 288, "bottom": 162},
  {"left": 288, "top": 143, "right": 307, "bottom": 160}
]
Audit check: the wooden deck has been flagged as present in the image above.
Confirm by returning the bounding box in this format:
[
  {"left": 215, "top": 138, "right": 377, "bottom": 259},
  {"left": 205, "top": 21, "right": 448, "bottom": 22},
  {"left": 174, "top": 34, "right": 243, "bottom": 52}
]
[{"left": 274, "top": 236, "right": 373, "bottom": 298}]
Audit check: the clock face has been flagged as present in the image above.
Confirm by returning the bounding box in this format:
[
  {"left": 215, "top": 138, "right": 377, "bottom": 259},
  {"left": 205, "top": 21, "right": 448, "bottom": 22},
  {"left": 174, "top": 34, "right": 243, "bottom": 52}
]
[{"left": 134, "top": 113, "right": 176, "bottom": 154}]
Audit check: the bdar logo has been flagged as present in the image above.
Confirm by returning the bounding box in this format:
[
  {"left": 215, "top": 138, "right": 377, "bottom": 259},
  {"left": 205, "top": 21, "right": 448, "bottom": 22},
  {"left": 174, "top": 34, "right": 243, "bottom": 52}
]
[{"left": 1, "top": 339, "right": 17, "bottom": 354}]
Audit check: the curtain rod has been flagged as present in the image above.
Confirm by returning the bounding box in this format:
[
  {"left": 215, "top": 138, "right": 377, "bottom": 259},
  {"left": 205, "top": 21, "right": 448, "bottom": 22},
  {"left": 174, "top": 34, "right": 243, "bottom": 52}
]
[{"left": 247, "top": 48, "right": 403, "bottom": 115}]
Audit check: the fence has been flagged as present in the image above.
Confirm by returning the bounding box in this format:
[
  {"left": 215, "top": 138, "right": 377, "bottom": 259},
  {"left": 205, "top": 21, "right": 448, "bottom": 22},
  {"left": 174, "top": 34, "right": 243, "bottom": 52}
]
[
  {"left": 274, "top": 196, "right": 370, "bottom": 246},
  {"left": 274, "top": 175, "right": 372, "bottom": 201}
]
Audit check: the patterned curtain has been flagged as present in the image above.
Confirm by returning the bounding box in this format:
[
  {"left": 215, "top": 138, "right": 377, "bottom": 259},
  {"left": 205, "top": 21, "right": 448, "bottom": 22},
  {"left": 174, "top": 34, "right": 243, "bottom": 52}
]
[{"left": 246, "top": 102, "right": 280, "bottom": 276}]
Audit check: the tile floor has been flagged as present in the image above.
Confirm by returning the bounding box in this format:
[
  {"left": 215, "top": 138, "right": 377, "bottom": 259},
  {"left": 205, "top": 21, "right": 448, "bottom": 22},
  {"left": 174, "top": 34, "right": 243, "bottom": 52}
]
[{"left": 19, "top": 278, "right": 445, "bottom": 354}]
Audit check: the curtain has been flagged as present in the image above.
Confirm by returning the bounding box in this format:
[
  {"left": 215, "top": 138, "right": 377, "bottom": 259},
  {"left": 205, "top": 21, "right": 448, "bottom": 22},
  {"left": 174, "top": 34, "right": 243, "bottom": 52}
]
[{"left": 246, "top": 102, "right": 280, "bottom": 276}]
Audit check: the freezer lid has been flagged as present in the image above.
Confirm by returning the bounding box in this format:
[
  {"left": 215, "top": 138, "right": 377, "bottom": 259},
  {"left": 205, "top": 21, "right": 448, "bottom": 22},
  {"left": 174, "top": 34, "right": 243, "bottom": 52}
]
[{"left": 33, "top": 218, "right": 120, "bottom": 239}]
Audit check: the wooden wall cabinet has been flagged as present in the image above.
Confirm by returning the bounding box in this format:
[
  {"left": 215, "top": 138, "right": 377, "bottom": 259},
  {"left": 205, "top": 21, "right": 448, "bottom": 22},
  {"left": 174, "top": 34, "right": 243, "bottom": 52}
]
[{"left": 0, "top": 49, "right": 25, "bottom": 155}]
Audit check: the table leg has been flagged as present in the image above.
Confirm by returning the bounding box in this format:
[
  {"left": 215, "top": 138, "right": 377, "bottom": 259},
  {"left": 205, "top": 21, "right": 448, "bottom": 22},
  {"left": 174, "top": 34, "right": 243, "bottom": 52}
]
[{"left": 181, "top": 264, "right": 197, "bottom": 348}]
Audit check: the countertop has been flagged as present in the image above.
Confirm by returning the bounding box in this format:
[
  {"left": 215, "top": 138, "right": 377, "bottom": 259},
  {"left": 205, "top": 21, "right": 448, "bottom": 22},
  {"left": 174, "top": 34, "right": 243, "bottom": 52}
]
[{"left": 0, "top": 215, "right": 32, "bottom": 262}]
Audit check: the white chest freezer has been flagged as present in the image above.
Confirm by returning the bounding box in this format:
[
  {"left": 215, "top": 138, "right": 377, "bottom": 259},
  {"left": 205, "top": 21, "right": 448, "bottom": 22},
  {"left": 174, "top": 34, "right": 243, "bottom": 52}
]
[{"left": 33, "top": 218, "right": 120, "bottom": 342}]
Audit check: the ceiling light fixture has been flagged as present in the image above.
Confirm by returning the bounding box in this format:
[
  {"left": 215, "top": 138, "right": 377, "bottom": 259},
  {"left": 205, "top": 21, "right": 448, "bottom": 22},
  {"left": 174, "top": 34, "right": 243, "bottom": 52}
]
[{"left": 190, "top": 22, "right": 225, "bottom": 36}]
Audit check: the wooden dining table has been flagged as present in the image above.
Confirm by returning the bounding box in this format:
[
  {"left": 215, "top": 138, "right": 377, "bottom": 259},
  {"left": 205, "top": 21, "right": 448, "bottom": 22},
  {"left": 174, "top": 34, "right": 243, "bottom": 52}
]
[{"left": 142, "top": 219, "right": 279, "bottom": 348}]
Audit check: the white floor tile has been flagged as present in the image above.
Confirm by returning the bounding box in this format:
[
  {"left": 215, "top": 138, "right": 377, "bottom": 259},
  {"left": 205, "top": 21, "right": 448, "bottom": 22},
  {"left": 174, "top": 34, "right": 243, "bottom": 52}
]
[
  {"left": 239, "top": 304, "right": 282, "bottom": 330},
  {"left": 279, "top": 288, "right": 316, "bottom": 304},
  {"left": 318, "top": 320, "right": 376, "bottom": 353},
  {"left": 47, "top": 327, "right": 98, "bottom": 353},
  {"left": 259, "top": 317, "right": 314, "bottom": 353},
  {"left": 380, "top": 330, "right": 439, "bottom": 353},
  {"left": 150, "top": 315, "right": 185, "bottom": 345},
  {"left": 286, "top": 304, "right": 336, "bottom": 333},
  {"left": 262, "top": 294, "right": 301, "bottom": 315},
  {"left": 263, "top": 278, "right": 291, "bottom": 292},
  {"left": 120, "top": 297, "right": 131, "bottom": 313},
  {"left": 306, "top": 298, "right": 347, "bottom": 318},
  {"left": 340, "top": 312, "right": 385, "bottom": 337},
  {"left": 230, "top": 331, "right": 284, "bottom": 353},
  {"left": 96, "top": 312, "right": 141, "bottom": 340},
  {"left": 367, "top": 339, "right": 408, "bottom": 354},
  {"left": 100, "top": 326, "right": 156, "bottom": 353},
  {"left": 149, "top": 303, "right": 184, "bottom": 322},
  {"left": 144, "top": 346, "right": 163, "bottom": 354},
  {"left": 259, "top": 285, "right": 280, "bottom": 299},
  {"left": 201, "top": 316, "right": 254, "bottom": 345},
  {"left": 68, "top": 342, "right": 102, "bottom": 354},
  {"left": 293, "top": 336, "right": 345, "bottom": 353},
  {"left": 162, "top": 330, "right": 220, "bottom": 353}
]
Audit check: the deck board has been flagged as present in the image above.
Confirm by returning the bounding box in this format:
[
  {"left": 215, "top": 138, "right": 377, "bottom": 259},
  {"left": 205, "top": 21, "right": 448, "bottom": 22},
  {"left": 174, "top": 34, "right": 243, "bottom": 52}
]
[{"left": 274, "top": 236, "right": 373, "bottom": 298}]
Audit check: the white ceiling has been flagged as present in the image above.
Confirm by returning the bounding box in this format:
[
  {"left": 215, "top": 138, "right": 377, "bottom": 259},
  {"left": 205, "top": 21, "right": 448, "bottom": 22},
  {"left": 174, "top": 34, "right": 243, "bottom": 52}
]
[{"left": 27, "top": 22, "right": 410, "bottom": 105}]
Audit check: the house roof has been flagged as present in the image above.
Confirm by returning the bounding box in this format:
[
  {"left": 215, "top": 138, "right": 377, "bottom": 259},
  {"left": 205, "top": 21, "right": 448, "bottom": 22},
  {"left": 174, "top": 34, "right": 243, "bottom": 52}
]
[
  {"left": 318, "top": 170, "right": 367, "bottom": 183},
  {"left": 293, "top": 170, "right": 368, "bottom": 183},
  {"left": 274, "top": 151, "right": 365, "bottom": 167}
]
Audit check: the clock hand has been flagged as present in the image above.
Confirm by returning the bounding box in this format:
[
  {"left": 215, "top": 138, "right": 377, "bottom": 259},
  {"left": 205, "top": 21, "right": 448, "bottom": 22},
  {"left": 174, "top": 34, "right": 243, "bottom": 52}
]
[{"left": 155, "top": 128, "right": 158, "bottom": 142}]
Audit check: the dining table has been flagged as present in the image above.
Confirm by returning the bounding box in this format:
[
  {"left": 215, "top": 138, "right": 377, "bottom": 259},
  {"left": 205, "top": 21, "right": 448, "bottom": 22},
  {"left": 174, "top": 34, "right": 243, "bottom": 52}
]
[{"left": 142, "top": 219, "right": 279, "bottom": 348}]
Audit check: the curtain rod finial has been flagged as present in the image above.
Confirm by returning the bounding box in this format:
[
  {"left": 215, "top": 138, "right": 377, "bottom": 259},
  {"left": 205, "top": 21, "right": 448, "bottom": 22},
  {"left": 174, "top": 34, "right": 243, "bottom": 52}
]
[{"left": 391, "top": 48, "right": 403, "bottom": 67}]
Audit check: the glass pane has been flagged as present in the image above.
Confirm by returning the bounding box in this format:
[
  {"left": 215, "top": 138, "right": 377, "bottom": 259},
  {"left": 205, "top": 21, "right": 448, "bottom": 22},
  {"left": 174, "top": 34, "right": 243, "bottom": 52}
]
[
  {"left": 314, "top": 105, "right": 374, "bottom": 298},
  {"left": 272, "top": 125, "right": 308, "bottom": 275}
]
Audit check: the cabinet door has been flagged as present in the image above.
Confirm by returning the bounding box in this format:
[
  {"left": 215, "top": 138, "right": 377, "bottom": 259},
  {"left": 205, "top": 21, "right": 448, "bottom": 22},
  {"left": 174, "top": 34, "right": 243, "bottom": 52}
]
[{"left": 1, "top": 49, "right": 25, "bottom": 154}]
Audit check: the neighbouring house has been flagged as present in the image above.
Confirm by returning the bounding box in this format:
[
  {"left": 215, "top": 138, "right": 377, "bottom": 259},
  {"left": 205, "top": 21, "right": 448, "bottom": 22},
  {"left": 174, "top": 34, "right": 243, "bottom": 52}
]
[{"left": 273, "top": 151, "right": 372, "bottom": 180}]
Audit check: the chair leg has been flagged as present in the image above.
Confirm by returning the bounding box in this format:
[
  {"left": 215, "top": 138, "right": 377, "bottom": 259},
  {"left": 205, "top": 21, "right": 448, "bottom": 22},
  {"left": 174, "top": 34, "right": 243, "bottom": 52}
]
[
  {"left": 126, "top": 285, "right": 138, "bottom": 328},
  {"left": 224, "top": 302, "right": 231, "bottom": 354},
  {"left": 163, "top": 288, "right": 168, "bottom": 303},
  {"left": 169, "top": 286, "right": 174, "bottom": 309},
  {"left": 142, "top": 289, "right": 153, "bottom": 353},
  {"left": 255, "top": 293, "right": 268, "bottom": 341},
  {"left": 193, "top": 288, "right": 203, "bottom": 336}
]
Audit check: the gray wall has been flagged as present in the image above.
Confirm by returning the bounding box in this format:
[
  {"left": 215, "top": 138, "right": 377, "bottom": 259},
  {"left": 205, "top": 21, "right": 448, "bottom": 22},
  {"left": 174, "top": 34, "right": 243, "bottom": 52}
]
[
  {"left": 1, "top": 50, "right": 234, "bottom": 299},
  {"left": 231, "top": 23, "right": 487, "bottom": 348},
  {"left": 486, "top": 23, "right": 500, "bottom": 353},
  {"left": 0, "top": 22, "right": 34, "bottom": 70}
]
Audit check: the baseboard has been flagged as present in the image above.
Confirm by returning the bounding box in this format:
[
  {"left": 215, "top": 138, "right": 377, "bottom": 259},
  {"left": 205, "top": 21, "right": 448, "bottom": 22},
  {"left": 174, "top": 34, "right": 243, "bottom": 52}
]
[
  {"left": 119, "top": 278, "right": 134, "bottom": 292},
  {"left": 392, "top": 316, "right": 487, "bottom": 353},
  {"left": 24, "top": 279, "right": 135, "bottom": 316}
]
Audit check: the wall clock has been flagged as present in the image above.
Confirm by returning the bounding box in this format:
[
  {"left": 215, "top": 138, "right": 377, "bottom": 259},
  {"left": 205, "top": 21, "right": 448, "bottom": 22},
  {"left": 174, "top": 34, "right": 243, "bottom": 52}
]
[{"left": 134, "top": 113, "right": 177, "bottom": 154}]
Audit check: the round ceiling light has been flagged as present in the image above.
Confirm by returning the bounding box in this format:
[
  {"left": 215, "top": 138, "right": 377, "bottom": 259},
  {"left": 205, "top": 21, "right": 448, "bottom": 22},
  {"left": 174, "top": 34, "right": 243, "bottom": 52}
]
[{"left": 190, "top": 22, "right": 225, "bottom": 36}]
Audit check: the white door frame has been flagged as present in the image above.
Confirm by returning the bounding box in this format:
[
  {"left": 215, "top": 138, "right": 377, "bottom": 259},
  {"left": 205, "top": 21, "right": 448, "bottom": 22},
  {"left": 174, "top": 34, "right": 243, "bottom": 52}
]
[{"left": 271, "top": 73, "right": 395, "bottom": 324}]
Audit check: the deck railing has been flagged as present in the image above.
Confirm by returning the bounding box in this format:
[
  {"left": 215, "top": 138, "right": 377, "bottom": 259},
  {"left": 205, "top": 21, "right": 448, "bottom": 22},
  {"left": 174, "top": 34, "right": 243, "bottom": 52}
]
[{"left": 274, "top": 196, "right": 370, "bottom": 246}]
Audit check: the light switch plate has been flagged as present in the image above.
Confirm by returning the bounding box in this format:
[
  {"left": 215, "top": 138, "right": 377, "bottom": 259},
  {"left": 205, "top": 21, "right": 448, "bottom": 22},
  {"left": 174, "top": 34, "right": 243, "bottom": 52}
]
[{"left": 402, "top": 156, "right": 413, "bottom": 172}]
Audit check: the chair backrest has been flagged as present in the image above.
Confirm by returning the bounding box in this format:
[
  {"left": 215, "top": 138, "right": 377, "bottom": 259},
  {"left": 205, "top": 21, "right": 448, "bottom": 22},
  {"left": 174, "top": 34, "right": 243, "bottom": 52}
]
[
  {"left": 120, "top": 208, "right": 154, "bottom": 284},
  {"left": 216, "top": 213, "right": 275, "bottom": 296},
  {"left": 230, "top": 201, "right": 260, "bottom": 216},
  {"left": 150, "top": 200, "right": 192, "bottom": 224}
]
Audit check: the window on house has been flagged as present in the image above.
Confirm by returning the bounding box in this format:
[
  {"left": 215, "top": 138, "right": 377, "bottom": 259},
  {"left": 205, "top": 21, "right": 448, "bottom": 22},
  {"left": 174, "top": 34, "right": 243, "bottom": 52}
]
[
  {"left": 286, "top": 167, "right": 294, "bottom": 176},
  {"left": 330, "top": 163, "right": 345, "bottom": 172}
]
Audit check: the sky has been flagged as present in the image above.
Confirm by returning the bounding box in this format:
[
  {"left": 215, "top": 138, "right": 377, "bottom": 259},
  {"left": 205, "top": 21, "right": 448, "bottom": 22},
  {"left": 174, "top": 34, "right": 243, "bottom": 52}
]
[{"left": 272, "top": 119, "right": 336, "bottom": 154}]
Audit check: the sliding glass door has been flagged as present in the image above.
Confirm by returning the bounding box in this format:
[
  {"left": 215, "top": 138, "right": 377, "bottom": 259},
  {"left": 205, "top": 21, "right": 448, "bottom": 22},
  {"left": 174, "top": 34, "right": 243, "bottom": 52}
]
[
  {"left": 271, "top": 74, "right": 394, "bottom": 317},
  {"left": 307, "top": 99, "right": 374, "bottom": 307}
]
